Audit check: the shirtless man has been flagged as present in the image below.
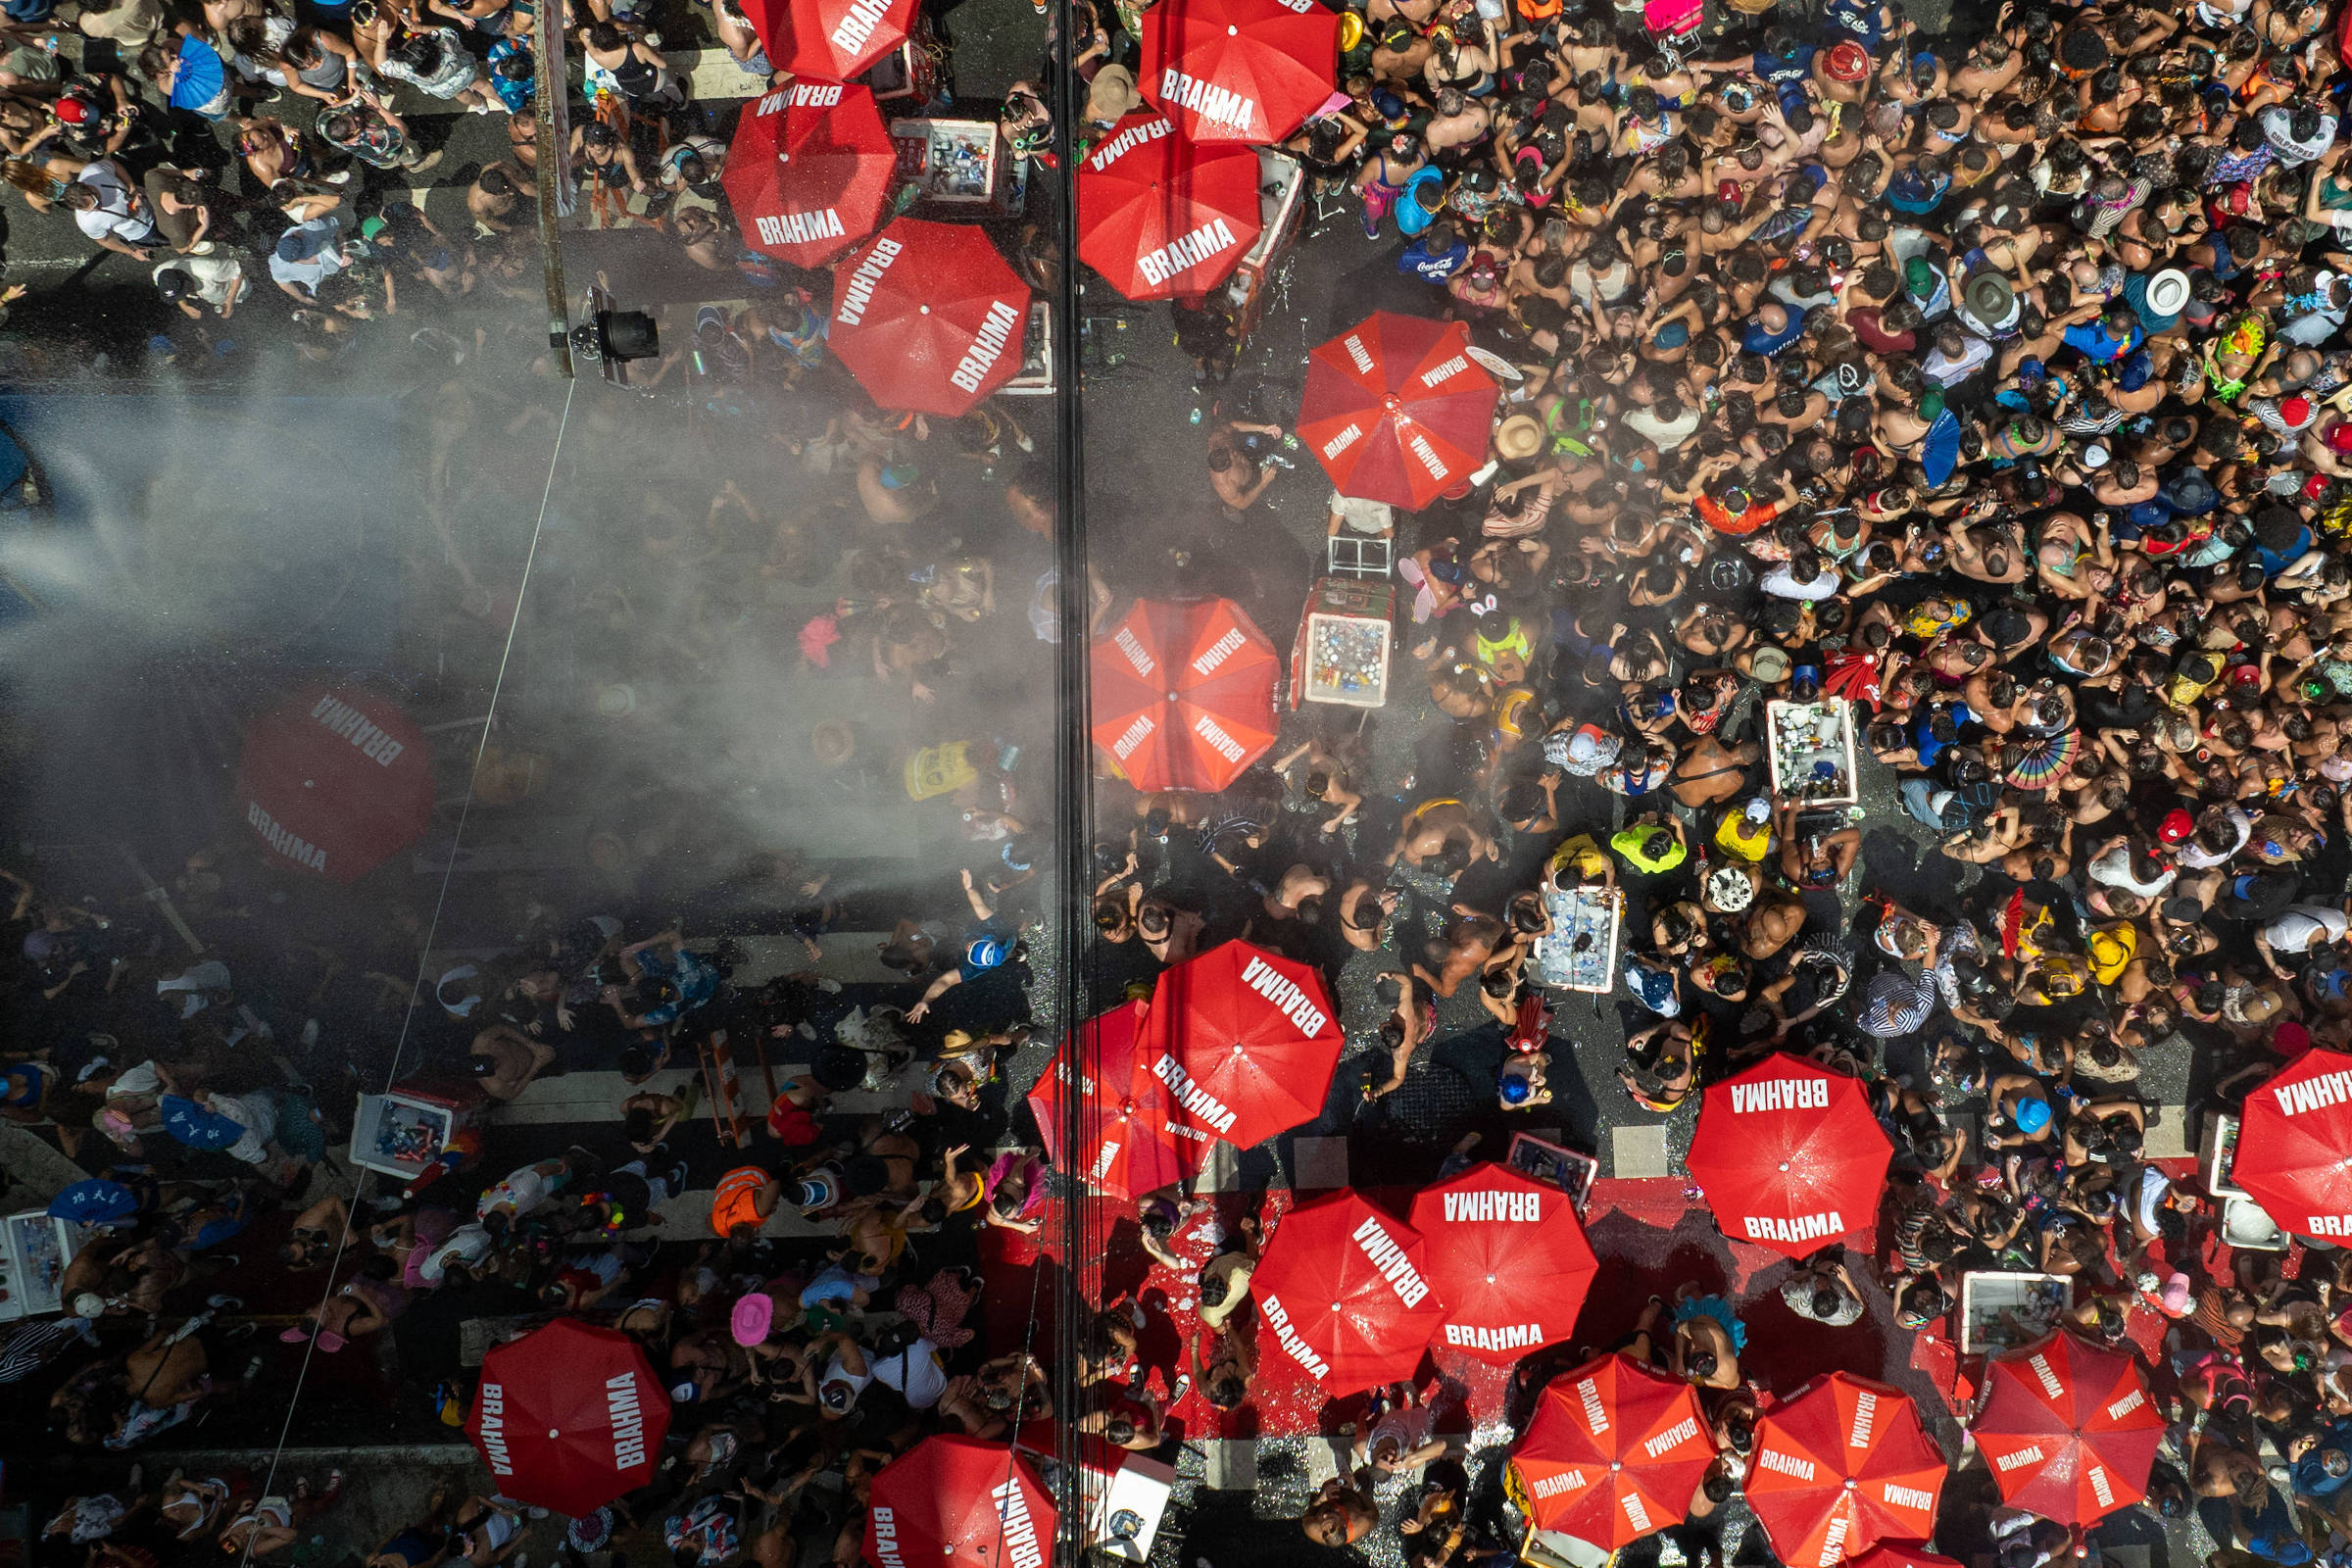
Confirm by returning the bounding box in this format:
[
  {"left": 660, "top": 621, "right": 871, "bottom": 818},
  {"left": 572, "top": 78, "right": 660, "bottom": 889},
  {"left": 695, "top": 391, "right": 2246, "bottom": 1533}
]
[
  {"left": 1389, "top": 799, "right": 1496, "bottom": 870},
  {"left": 1422, "top": 87, "right": 1493, "bottom": 158},
  {"left": 468, "top": 1021, "right": 554, "bottom": 1102}
]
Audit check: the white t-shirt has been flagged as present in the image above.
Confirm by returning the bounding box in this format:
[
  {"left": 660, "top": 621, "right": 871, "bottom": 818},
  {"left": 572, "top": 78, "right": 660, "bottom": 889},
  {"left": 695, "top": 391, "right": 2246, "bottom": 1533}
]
[
  {"left": 477, "top": 1164, "right": 555, "bottom": 1220},
  {"left": 869, "top": 1339, "right": 949, "bottom": 1408},
  {"left": 418, "top": 1222, "right": 495, "bottom": 1285},
  {"left": 1622, "top": 402, "right": 1700, "bottom": 453},
  {"left": 1760, "top": 563, "right": 1839, "bottom": 600},
  {"left": 2264, "top": 905, "right": 2350, "bottom": 955},
  {"left": 2176, "top": 807, "right": 2251, "bottom": 869},
  {"left": 155, "top": 255, "right": 242, "bottom": 311},
  {"left": 74, "top": 162, "right": 154, "bottom": 245},
  {"left": 1328, "top": 490, "right": 1394, "bottom": 535}
]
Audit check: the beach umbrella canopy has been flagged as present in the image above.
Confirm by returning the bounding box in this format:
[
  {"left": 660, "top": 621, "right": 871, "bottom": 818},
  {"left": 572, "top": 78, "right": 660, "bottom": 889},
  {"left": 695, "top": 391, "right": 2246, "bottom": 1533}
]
[
  {"left": 1250, "top": 1188, "right": 1446, "bottom": 1395},
  {"left": 828, "top": 219, "right": 1031, "bottom": 417},
  {"left": 1138, "top": 0, "right": 1340, "bottom": 145},
  {"left": 865, "top": 1436, "right": 1055, "bottom": 1568},
  {"left": 1509, "top": 1353, "right": 1717, "bottom": 1547},
  {"left": 1685, "top": 1054, "right": 1893, "bottom": 1258},
  {"left": 1025, "top": 1000, "right": 1202, "bottom": 1199},
  {"left": 236, "top": 684, "right": 433, "bottom": 883},
  {"left": 2230, "top": 1045, "right": 2352, "bottom": 1242},
  {"left": 724, "top": 80, "right": 896, "bottom": 269},
  {"left": 1407, "top": 1162, "right": 1597, "bottom": 1364},
  {"left": 1298, "top": 314, "right": 1498, "bottom": 509},
  {"left": 1089, "top": 596, "right": 1279, "bottom": 792},
  {"left": 1972, "top": 1332, "right": 2165, "bottom": 1527},
  {"left": 741, "top": 0, "right": 917, "bottom": 82},
  {"left": 466, "top": 1319, "right": 669, "bottom": 1517},
  {"left": 1746, "top": 1372, "right": 1944, "bottom": 1567},
  {"left": 1078, "top": 113, "right": 1263, "bottom": 300},
  {"left": 1134, "top": 940, "right": 1342, "bottom": 1151}
]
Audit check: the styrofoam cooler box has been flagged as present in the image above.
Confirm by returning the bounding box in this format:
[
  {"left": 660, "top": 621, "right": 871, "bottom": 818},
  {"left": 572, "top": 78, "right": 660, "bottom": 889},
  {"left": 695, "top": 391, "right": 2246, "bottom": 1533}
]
[
  {"left": 350, "top": 1088, "right": 475, "bottom": 1179},
  {"left": 0, "top": 1209, "right": 84, "bottom": 1322},
  {"left": 1084, "top": 1452, "right": 1176, "bottom": 1563}
]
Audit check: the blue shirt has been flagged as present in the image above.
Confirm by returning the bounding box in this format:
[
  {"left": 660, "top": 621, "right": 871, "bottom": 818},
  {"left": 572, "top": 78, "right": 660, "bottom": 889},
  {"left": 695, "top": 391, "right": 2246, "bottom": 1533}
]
[
  {"left": 2062, "top": 319, "right": 2140, "bottom": 363},
  {"left": 1398, "top": 237, "right": 1470, "bottom": 282},
  {"left": 1822, "top": 0, "right": 1886, "bottom": 45}
]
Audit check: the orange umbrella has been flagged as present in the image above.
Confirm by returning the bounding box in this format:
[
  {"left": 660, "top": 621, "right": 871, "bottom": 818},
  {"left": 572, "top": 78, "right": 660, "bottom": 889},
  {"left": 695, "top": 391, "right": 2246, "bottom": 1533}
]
[
  {"left": 1509, "top": 1353, "right": 1716, "bottom": 1547},
  {"left": 1972, "top": 1332, "right": 2164, "bottom": 1527},
  {"left": 1090, "top": 597, "right": 1279, "bottom": 792},
  {"left": 1745, "top": 1372, "right": 1943, "bottom": 1566}
]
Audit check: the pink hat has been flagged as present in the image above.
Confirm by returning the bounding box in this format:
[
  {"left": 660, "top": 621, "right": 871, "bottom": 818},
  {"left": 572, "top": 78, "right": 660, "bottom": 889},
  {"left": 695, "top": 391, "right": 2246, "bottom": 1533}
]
[
  {"left": 731, "top": 1292, "right": 774, "bottom": 1347},
  {"left": 2160, "top": 1273, "right": 2191, "bottom": 1316}
]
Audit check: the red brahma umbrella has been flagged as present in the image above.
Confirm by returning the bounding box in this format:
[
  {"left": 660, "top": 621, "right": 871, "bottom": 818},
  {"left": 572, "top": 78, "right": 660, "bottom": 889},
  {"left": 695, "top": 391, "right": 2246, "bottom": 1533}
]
[
  {"left": 1078, "top": 113, "right": 1263, "bottom": 300},
  {"left": 1407, "top": 1162, "right": 1597, "bottom": 1364},
  {"left": 1746, "top": 1372, "right": 1944, "bottom": 1567},
  {"left": 1090, "top": 597, "right": 1279, "bottom": 792},
  {"left": 741, "top": 0, "right": 915, "bottom": 82},
  {"left": 866, "top": 1437, "right": 1054, "bottom": 1568},
  {"left": 1685, "top": 1054, "right": 1893, "bottom": 1258},
  {"left": 2229, "top": 1045, "right": 2352, "bottom": 1242},
  {"left": 724, "top": 80, "right": 895, "bottom": 269},
  {"left": 1139, "top": 0, "right": 1339, "bottom": 144},
  {"left": 466, "top": 1319, "right": 668, "bottom": 1517},
  {"left": 1135, "top": 940, "right": 1342, "bottom": 1151},
  {"left": 1510, "top": 1352, "right": 1717, "bottom": 1547},
  {"left": 1250, "top": 1188, "right": 1446, "bottom": 1395},
  {"left": 1025, "top": 1000, "right": 1202, "bottom": 1200},
  {"left": 1971, "top": 1332, "right": 2164, "bottom": 1527},
  {"left": 1298, "top": 313, "right": 1498, "bottom": 509},
  {"left": 829, "top": 219, "right": 1031, "bottom": 417},
  {"left": 236, "top": 683, "right": 432, "bottom": 883}
]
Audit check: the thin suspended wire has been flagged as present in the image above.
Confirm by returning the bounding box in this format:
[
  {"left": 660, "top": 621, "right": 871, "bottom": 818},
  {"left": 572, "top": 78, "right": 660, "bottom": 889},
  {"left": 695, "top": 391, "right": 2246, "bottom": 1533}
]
[{"left": 232, "top": 376, "right": 580, "bottom": 1568}]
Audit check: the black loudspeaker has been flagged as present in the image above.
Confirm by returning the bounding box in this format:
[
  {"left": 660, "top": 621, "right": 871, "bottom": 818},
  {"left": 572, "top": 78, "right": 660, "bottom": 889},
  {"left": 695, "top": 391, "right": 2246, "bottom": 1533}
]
[{"left": 596, "top": 308, "right": 660, "bottom": 361}]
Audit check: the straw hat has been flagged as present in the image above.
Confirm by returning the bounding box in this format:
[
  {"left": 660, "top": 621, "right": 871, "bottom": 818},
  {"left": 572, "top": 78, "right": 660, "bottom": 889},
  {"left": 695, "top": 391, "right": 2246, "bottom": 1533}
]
[{"left": 1494, "top": 414, "right": 1544, "bottom": 461}]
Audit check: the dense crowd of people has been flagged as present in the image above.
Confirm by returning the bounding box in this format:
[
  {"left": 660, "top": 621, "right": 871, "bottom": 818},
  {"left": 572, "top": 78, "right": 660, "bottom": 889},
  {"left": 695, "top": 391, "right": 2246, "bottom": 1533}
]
[{"left": 27, "top": 0, "right": 2352, "bottom": 1556}]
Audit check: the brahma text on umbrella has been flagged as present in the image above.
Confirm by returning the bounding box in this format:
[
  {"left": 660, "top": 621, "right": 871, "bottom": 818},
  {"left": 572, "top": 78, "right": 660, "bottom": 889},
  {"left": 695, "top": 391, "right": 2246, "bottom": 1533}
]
[
  {"left": 834, "top": 237, "right": 904, "bottom": 325},
  {"left": 1351, "top": 1215, "right": 1431, "bottom": 1306},
  {"left": 870, "top": 1507, "right": 906, "bottom": 1568},
  {"left": 1729, "top": 1075, "right": 1829, "bottom": 1112},
  {"left": 1441, "top": 1188, "right": 1543, "bottom": 1222},
  {"left": 477, "top": 1381, "right": 513, "bottom": 1475},
  {"left": 2275, "top": 1067, "right": 2352, "bottom": 1117},
  {"left": 1240, "top": 954, "right": 1329, "bottom": 1035},
  {"left": 247, "top": 803, "right": 326, "bottom": 873},
  {"left": 1643, "top": 1416, "right": 1699, "bottom": 1458},
  {"left": 1755, "top": 1447, "right": 1814, "bottom": 1481},
  {"left": 607, "top": 1372, "right": 648, "bottom": 1470},
  {"left": 1743, "top": 1211, "right": 1844, "bottom": 1245},
  {"left": 1446, "top": 1321, "right": 1543, "bottom": 1350},
  {"left": 1137, "top": 218, "right": 1240, "bottom": 289},
  {"left": 1848, "top": 1388, "right": 1877, "bottom": 1449},
  {"left": 1817, "top": 1517, "right": 1851, "bottom": 1565},
  {"left": 828, "top": 0, "right": 895, "bottom": 62},
  {"left": 1157, "top": 68, "right": 1256, "bottom": 136},
  {"left": 950, "top": 300, "right": 1023, "bottom": 394},
  {"left": 1192, "top": 625, "right": 1247, "bottom": 675},
  {"left": 1087, "top": 115, "right": 1171, "bottom": 171},
  {"left": 1527, "top": 1468, "right": 1586, "bottom": 1498},
  {"left": 310, "top": 693, "right": 407, "bottom": 765},
  {"left": 1152, "top": 1053, "right": 1237, "bottom": 1134},
  {"left": 758, "top": 210, "right": 847, "bottom": 249},
  {"left": 1320, "top": 423, "right": 1362, "bottom": 460},
  {"left": 1882, "top": 1483, "right": 1936, "bottom": 1512},
  {"left": 1576, "top": 1375, "right": 1608, "bottom": 1432},
  {"left": 1110, "top": 713, "right": 1155, "bottom": 760},
  {"left": 989, "top": 1481, "right": 1045, "bottom": 1568},
  {"left": 1993, "top": 1445, "right": 2044, "bottom": 1472},
  {"left": 1258, "top": 1291, "right": 1332, "bottom": 1378},
  {"left": 1419, "top": 354, "right": 1470, "bottom": 388}
]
